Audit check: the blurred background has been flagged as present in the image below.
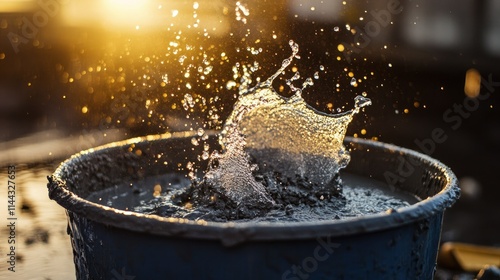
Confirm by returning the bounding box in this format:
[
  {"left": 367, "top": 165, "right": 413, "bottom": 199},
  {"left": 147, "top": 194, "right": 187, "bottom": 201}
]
[{"left": 0, "top": 0, "right": 499, "bottom": 279}]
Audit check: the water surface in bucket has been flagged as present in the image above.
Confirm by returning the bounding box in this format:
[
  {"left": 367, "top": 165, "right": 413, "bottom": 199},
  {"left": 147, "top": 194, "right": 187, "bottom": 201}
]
[{"left": 86, "top": 172, "right": 419, "bottom": 223}]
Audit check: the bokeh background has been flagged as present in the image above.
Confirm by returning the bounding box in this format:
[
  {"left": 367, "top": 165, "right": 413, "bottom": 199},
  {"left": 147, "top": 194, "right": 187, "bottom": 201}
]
[{"left": 0, "top": 0, "right": 499, "bottom": 279}]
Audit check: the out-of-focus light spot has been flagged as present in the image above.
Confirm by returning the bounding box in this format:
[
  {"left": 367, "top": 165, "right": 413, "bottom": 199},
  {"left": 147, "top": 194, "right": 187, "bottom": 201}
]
[
  {"left": 361, "top": 129, "right": 367, "bottom": 135},
  {"left": 459, "top": 177, "right": 481, "bottom": 200},
  {"left": 464, "top": 68, "right": 481, "bottom": 98},
  {"left": 153, "top": 184, "right": 162, "bottom": 197},
  {"left": 414, "top": 101, "right": 420, "bottom": 108},
  {"left": 82, "top": 106, "right": 89, "bottom": 114},
  {"left": 0, "top": 53, "right": 5, "bottom": 59},
  {"left": 172, "top": 10, "right": 179, "bottom": 17}
]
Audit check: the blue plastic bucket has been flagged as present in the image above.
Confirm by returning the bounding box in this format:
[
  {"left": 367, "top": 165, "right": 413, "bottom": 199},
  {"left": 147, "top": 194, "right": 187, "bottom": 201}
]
[{"left": 47, "top": 132, "right": 459, "bottom": 279}]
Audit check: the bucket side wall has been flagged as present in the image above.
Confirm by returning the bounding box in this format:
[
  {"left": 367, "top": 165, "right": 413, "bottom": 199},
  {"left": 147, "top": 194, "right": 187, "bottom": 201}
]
[{"left": 67, "top": 211, "right": 444, "bottom": 279}]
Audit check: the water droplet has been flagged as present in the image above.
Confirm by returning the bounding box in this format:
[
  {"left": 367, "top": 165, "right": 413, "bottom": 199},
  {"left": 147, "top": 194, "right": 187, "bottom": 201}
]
[
  {"left": 204, "top": 66, "right": 213, "bottom": 75},
  {"left": 178, "top": 55, "right": 187, "bottom": 64},
  {"left": 302, "top": 77, "right": 313, "bottom": 89},
  {"left": 282, "top": 58, "right": 291, "bottom": 67},
  {"left": 350, "top": 77, "right": 357, "bottom": 86},
  {"left": 191, "top": 138, "right": 199, "bottom": 146},
  {"left": 354, "top": 95, "right": 372, "bottom": 109},
  {"left": 183, "top": 94, "right": 195, "bottom": 110},
  {"left": 202, "top": 151, "right": 210, "bottom": 160},
  {"left": 226, "top": 80, "right": 237, "bottom": 90}
]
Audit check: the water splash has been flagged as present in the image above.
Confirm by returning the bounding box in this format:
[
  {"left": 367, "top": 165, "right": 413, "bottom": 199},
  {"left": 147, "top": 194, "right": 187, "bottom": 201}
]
[{"left": 194, "top": 40, "right": 371, "bottom": 212}]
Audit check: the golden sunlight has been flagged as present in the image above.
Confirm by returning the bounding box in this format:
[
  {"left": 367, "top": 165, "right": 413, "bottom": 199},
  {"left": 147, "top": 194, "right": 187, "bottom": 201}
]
[{"left": 100, "top": 0, "right": 154, "bottom": 29}]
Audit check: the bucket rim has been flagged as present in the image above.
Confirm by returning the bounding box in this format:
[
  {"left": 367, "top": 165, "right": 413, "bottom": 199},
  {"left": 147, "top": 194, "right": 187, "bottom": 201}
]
[{"left": 47, "top": 131, "right": 459, "bottom": 246}]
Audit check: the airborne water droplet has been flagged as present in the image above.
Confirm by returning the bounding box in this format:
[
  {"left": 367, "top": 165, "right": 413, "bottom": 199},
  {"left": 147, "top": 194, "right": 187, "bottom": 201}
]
[
  {"left": 191, "top": 137, "right": 199, "bottom": 146},
  {"left": 202, "top": 151, "right": 209, "bottom": 160},
  {"left": 350, "top": 77, "right": 357, "bottom": 86},
  {"left": 179, "top": 55, "right": 187, "bottom": 64},
  {"left": 183, "top": 93, "right": 195, "bottom": 110},
  {"left": 354, "top": 95, "right": 372, "bottom": 108},
  {"left": 302, "top": 77, "right": 313, "bottom": 89},
  {"left": 282, "top": 58, "right": 291, "bottom": 67}
]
